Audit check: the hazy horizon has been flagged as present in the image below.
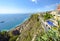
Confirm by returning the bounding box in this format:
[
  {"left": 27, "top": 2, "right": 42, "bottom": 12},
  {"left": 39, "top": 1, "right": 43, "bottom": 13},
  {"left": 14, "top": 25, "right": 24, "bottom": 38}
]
[{"left": 0, "top": 0, "right": 60, "bottom": 14}]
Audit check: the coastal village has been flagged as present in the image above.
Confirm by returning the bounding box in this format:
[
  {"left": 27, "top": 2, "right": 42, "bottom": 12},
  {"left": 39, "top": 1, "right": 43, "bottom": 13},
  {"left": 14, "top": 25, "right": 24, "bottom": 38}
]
[
  {"left": 38, "top": 4, "right": 60, "bottom": 31},
  {"left": 15, "top": 4, "right": 60, "bottom": 32}
]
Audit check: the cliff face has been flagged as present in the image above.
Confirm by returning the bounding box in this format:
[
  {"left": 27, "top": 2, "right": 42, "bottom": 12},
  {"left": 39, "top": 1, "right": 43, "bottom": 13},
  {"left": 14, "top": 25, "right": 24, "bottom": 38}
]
[{"left": 16, "top": 14, "right": 44, "bottom": 41}]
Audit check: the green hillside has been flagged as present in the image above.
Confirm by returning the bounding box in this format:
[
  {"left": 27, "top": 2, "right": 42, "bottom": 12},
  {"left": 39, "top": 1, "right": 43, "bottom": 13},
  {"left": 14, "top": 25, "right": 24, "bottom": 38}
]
[{"left": 0, "top": 13, "right": 59, "bottom": 41}]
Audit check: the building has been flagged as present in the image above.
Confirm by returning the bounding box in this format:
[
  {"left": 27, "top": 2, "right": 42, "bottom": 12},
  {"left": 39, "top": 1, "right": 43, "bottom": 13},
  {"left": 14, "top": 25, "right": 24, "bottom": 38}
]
[
  {"left": 57, "top": 4, "right": 60, "bottom": 11},
  {"left": 49, "top": 4, "right": 60, "bottom": 26},
  {"left": 44, "top": 5, "right": 60, "bottom": 29},
  {"left": 50, "top": 4, "right": 60, "bottom": 20},
  {"left": 56, "top": 4, "right": 60, "bottom": 21},
  {"left": 39, "top": 5, "right": 60, "bottom": 31}
]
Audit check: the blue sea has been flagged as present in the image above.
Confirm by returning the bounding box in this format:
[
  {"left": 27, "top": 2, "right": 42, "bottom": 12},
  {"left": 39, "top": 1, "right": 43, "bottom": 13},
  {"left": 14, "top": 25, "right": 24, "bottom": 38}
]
[{"left": 0, "top": 14, "right": 31, "bottom": 31}]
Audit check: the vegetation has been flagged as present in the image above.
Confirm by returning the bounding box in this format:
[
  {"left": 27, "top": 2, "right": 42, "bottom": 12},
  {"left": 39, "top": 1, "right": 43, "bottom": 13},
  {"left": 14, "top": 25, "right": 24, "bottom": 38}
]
[
  {"left": 0, "top": 31, "right": 10, "bottom": 41},
  {"left": 43, "top": 12, "right": 53, "bottom": 21},
  {"left": 9, "top": 35, "right": 18, "bottom": 41},
  {"left": 35, "top": 27, "right": 59, "bottom": 41},
  {"left": 16, "top": 14, "right": 44, "bottom": 41},
  {"left": 0, "top": 30, "right": 19, "bottom": 41},
  {"left": 17, "top": 14, "right": 59, "bottom": 41},
  {"left": 0, "top": 13, "right": 59, "bottom": 41},
  {"left": 58, "top": 26, "right": 60, "bottom": 41}
]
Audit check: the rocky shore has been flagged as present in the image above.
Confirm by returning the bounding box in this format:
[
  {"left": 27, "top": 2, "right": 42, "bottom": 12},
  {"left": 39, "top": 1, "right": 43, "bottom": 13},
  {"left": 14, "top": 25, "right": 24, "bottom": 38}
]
[
  {"left": 15, "top": 19, "right": 29, "bottom": 33},
  {"left": 11, "top": 16, "right": 30, "bottom": 34}
]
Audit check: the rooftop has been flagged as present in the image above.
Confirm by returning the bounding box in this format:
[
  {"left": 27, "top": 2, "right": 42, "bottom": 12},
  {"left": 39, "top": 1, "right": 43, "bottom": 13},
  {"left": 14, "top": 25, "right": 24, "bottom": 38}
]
[{"left": 57, "top": 4, "right": 60, "bottom": 11}]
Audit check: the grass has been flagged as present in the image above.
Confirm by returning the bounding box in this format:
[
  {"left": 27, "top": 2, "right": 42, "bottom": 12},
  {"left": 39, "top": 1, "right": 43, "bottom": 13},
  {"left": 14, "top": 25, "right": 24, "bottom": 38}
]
[{"left": 16, "top": 14, "right": 44, "bottom": 41}]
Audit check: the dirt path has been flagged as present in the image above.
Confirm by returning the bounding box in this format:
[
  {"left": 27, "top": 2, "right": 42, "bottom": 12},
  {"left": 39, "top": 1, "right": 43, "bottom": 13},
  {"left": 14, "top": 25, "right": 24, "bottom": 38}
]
[{"left": 31, "top": 34, "right": 37, "bottom": 41}]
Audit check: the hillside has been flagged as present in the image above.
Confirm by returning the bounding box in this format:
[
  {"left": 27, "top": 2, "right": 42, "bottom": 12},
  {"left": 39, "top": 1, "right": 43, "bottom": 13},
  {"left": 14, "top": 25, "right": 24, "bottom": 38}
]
[
  {"left": 16, "top": 14, "right": 44, "bottom": 41},
  {"left": 16, "top": 12, "right": 59, "bottom": 41},
  {"left": 0, "top": 12, "right": 59, "bottom": 41}
]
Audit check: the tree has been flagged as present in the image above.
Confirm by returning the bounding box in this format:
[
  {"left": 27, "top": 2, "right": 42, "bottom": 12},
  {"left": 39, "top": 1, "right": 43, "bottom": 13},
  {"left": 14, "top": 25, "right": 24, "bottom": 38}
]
[
  {"left": 0, "top": 31, "right": 10, "bottom": 41},
  {"left": 9, "top": 36, "right": 18, "bottom": 41},
  {"left": 44, "top": 12, "right": 53, "bottom": 21},
  {"left": 35, "top": 28, "right": 58, "bottom": 41}
]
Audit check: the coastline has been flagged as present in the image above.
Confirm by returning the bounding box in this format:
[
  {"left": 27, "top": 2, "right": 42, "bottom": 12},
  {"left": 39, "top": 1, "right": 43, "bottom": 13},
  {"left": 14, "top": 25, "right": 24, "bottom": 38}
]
[
  {"left": 9, "top": 14, "right": 31, "bottom": 31},
  {"left": 0, "top": 14, "right": 31, "bottom": 32}
]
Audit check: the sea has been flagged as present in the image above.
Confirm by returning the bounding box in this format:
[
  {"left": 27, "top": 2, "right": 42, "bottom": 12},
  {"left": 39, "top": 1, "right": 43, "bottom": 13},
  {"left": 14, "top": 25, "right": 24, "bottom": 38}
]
[{"left": 0, "top": 14, "right": 31, "bottom": 31}]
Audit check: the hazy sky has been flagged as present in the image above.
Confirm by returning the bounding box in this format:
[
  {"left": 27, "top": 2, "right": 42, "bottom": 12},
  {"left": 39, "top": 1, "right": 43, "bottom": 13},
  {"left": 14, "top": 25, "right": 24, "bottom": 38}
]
[{"left": 0, "top": 0, "right": 60, "bottom": 13}]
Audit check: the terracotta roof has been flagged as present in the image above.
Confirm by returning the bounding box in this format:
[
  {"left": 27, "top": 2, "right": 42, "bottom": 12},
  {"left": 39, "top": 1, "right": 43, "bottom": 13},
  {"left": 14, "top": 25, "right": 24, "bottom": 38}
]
[{"left": 57, "top": 4, "right": 60, "bottom": 11}]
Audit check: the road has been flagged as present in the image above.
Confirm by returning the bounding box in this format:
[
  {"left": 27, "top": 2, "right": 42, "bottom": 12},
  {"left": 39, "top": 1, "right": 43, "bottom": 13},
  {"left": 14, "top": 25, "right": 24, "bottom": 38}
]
[{"left": 38, "top": 15, "right": 49, "bottom": 31}]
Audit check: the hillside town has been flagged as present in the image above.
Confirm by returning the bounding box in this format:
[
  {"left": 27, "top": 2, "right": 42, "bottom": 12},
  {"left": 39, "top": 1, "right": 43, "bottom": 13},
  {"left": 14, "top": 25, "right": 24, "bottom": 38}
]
[{"left": 38, "top": 5, "right": 60, "bottom": 31}]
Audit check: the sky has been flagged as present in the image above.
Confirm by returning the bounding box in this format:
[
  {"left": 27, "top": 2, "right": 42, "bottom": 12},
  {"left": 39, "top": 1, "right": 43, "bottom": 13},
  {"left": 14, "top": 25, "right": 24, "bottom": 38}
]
[{"left": 0, "top": 0, "right": 60, "bottom": 14}]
